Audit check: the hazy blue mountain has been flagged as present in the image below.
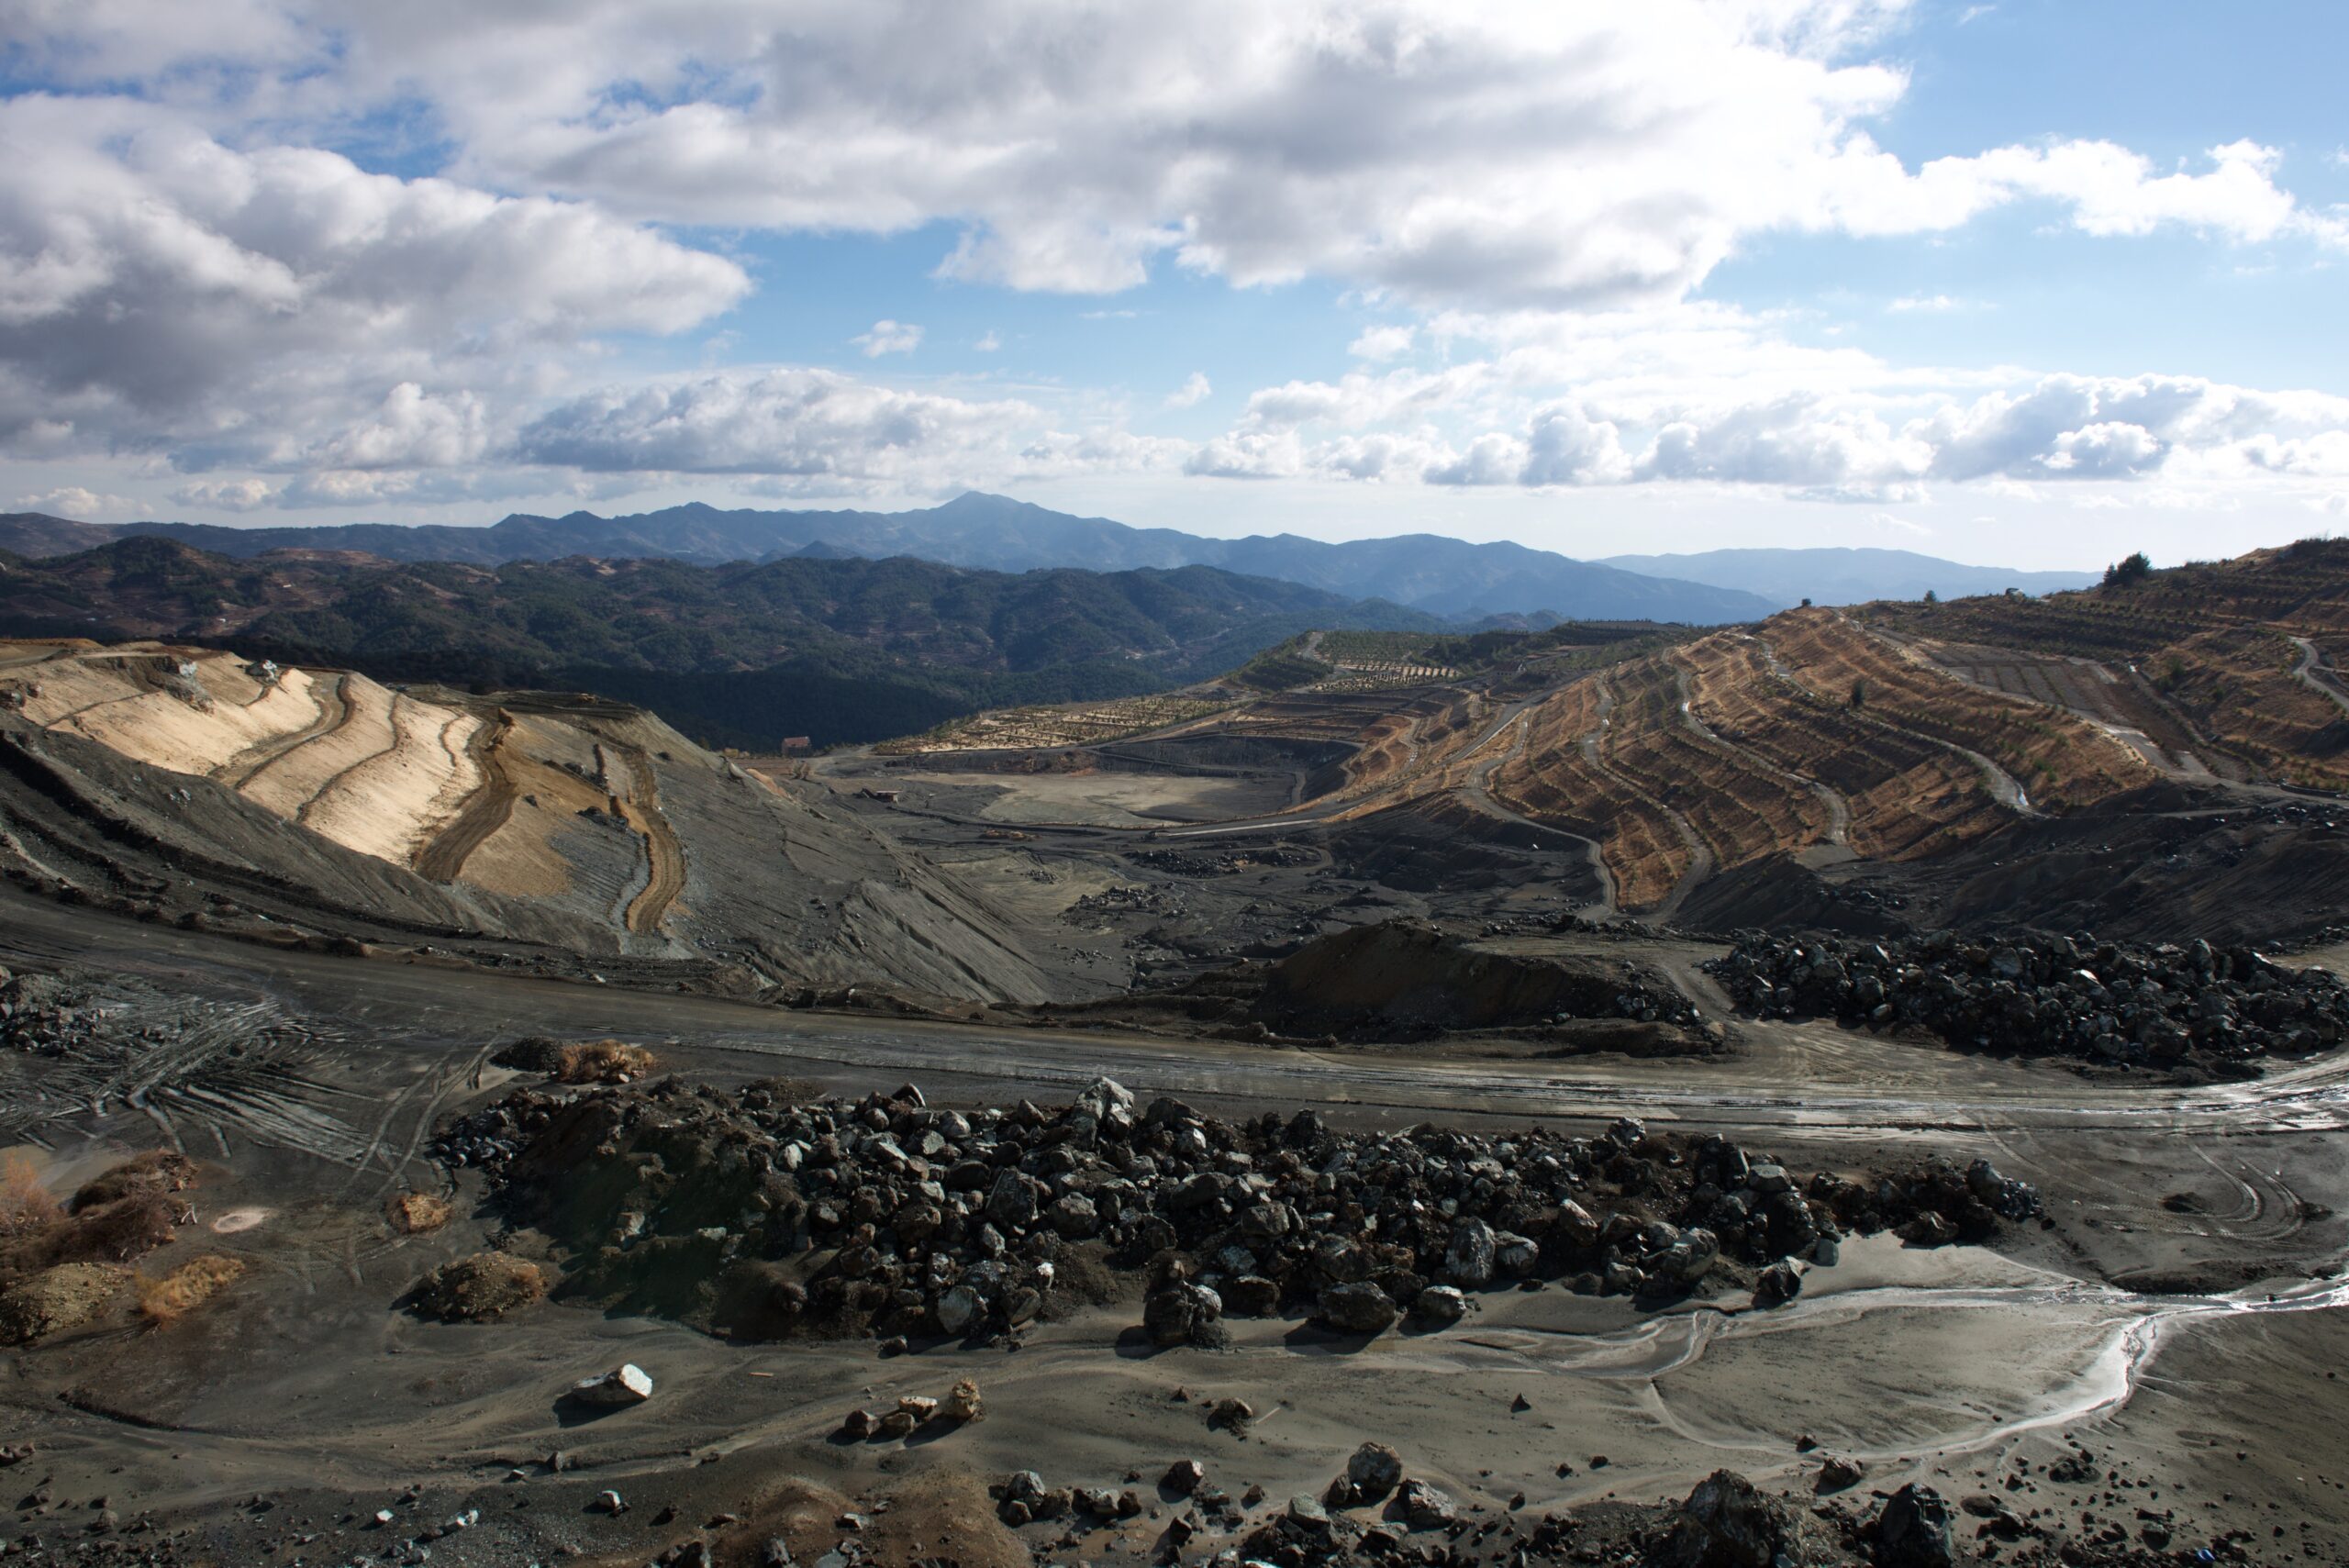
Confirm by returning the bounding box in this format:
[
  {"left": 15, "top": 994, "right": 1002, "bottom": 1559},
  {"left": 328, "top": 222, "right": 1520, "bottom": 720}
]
[
  {"left": 0, "top": 493, "right": 1777, "bottom": 625},
  {"left": 1594, "top": 546, "right": 2097, "bottom": 608}
]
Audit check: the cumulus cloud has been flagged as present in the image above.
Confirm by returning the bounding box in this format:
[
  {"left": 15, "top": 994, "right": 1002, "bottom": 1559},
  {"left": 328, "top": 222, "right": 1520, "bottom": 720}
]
[
  {"left": 169, "top": 477, "right": 278, "bottom": 512},
  {"left": 5, "top": 3, "right": 2344, "bottom": 518},
  {"left": 1184, "top": 350, "right": 2349, "bottom": 500},
  {"left": 1349, "top": 325, "right": 1418, "bottom": 361},
  {"left": 9, "top": 485, "right": 137, "bottom": 519},
  {"left": 852, "top": 319, "right": 923, "bottom": 357},
  {"left": 511, "top": 368, "right": 1040, "bottom": 483},
  {"left": 16, "top": 2, "right": 2338, "bottom": 316},
  {"left": 1163, "top": 371, "right": 1212, "bottom": 409},
  {"left": 0, "top": 96, "right": 750, "bottom": 469}
]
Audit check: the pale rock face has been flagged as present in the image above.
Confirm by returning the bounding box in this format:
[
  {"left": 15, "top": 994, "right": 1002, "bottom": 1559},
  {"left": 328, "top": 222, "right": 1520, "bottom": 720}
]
[{"left": 571, "top": 1363, "right": 653, "bottom": 1407}]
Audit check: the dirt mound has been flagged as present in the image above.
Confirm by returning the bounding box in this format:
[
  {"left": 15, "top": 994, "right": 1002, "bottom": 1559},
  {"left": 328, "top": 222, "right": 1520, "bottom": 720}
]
[
  {"left": 492, "top": 1035, "right": 659, "bottom": 1084},
  {"left": 1253, "top": 919, "right": 1704, "bottom": 1041},
  {"left": 409, "top": 1251, "right": 547, "bottom": 1321},
  {"left": 384, "top": 1192, "right": 451, "bottom": 1234},
  {"left": 0, "top": 1262, "right": 124, "bottom": 1343}
]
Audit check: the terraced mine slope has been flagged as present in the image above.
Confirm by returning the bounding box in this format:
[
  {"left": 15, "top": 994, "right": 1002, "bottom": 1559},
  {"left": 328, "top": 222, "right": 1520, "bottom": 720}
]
[
  {"left": 1865, "top": 536, "right": 2349, "bottom": 790},
  {"left": 843, "top": 547, "right": 2349, "bottom": 941},
  {"left": 0, "top": 639, "right": 1083, "bottom": 1002}
]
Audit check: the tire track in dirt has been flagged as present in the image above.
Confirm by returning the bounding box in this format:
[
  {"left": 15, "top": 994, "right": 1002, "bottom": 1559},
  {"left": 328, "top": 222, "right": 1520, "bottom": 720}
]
[
  {"left": 411, "top": 713, "right": 517, "bottom": 883},
  {"left": 614, "top": 746, "right": 686, "bottom": 934},
  {"left": 225, "top": 673, "right": 351, "bottom": 793}
]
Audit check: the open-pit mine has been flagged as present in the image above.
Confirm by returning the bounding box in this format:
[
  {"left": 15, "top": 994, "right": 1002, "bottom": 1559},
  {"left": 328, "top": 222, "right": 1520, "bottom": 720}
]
[{"left": 0, "top": 542, "right": 2346, "bottom": 1568}]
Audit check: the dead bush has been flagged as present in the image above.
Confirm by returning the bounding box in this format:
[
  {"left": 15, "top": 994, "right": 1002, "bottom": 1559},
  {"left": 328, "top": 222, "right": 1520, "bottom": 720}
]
[
  {"left": 553, "top": 1040, "right": 657, "bottom": 1084},
  {"left": 0, "top": 1188, "right": 185, "bottom": 1291},
  {"left": 70, "top": 1150, "right": 196, "bottom": 1214},
  {"left": 385, "top": 1192, "right": 451, "bottom": 1235},
  {"left": 412, "top": 1251, "right": 547, "bottom": 1321},
  {"left": 64, "top": 1193, "right": 184, "bottom": 1262},
  {"left": 0, "top": 1151, "right": 61, "bottom": 1239},
  {"left": 137, "top": 1254, "right": 246, "bottom": 1327}
]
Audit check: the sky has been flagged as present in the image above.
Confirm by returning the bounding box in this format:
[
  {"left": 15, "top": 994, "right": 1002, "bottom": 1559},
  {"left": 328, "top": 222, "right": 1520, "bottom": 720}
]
[{"left": 0, "top": 0, "right": 2344, "bottom": 571}]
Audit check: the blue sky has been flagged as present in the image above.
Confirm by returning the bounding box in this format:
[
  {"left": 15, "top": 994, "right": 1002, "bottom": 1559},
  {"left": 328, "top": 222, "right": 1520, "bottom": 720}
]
[{"left": 1, "top": 0, "right": 2344, "bottom": 569}]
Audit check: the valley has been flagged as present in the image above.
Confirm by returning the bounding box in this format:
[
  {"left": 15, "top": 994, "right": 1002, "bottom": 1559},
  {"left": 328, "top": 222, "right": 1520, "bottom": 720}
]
[{"left": 0, "top": 541, "right": 2341, "bottom": 1567}]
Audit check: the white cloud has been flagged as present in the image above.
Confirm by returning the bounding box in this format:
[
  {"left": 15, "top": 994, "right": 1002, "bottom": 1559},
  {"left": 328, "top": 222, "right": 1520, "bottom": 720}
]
[
  {"left": 852, "top": 319, "right": 923, "bottom": 357},
  {"left": 169, "top": 477, "right": 279, "bottom": 512},
  {"left": 1887, "top": 294, "right": 1963, "bottom": 312},
  {"left": 0, "top": 95, "right": 749, "bottom": 472},
  {"left": 1185, "top": 430, "right": 1305, "bottom": 480},
  {"left": 310, "top": 384, "right": 489, "bottom": 470},
  {"left": 1163, "top": 371, "right": 1212, "bottom": 409},
  {"left": 974, "top": 330, "right": 1003, "bottom": 351},
  {"left": 1349, "top": 324, "right": 1418, "bottom": 361},
  {"left": 9, "top": 485, "right": 138, "bottom": 519},
  {"left": 512, "top": 368, "right": 1039, "bottom": 484},
  {"left": 16, "top": 3, "right": 2334, "bottom": 317}
]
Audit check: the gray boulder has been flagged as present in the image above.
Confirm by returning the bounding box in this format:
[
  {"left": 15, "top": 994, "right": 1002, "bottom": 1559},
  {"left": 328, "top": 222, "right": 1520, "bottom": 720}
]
[
  {"left": 1317, "top": 1282, "right": 1398, "bottom": 1336},
  {"left": 1874, "top": 1484, "right": 1954, "bottom": 1567}
]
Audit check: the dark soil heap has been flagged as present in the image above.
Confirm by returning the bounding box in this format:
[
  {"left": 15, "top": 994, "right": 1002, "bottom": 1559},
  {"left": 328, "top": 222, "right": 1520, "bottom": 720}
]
[
  {"left": 1030, "top": 919, "right": 1715, "bottom": 1052},
  {"left": 1707, "top": 928, "right": 2349, "bottom": 1073},
  {"left": 435, "top": 1076, "right": 2038, "bottom": 1345}
]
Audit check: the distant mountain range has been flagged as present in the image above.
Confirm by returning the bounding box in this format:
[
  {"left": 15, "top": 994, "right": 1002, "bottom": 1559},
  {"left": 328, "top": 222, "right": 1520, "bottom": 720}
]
[
  {"left": 1596, "top": 546, "right": 2097, "bottom": 608},
  {"left": 0, "top": 536, "right": 1439, "bottom": 748},
  {"left": 0, "top": 494, "right": 1777, "bottom": 624},
  {"left": 0, "top": 495, "right": 2091, "bottom": 624}
]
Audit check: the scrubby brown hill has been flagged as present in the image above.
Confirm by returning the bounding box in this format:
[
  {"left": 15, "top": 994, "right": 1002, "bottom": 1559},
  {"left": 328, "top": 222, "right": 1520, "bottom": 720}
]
[{"left": 0, "top": 536, "right": 1439, "bottom": 749}]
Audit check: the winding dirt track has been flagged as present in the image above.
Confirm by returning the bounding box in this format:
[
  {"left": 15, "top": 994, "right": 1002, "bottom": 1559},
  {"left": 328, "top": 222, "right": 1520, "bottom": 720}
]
[
  {"left": 614, "top": 745, "right": 687, "bottom": 933},
  {"left": 214, "top": 673, "right": 350, "bottom": 790},
  {"left": 410, "top": 713, "right": 517, "bottom": 883},
  {"left": 2292, "top": 635, "right": 2349, "bottom": 717}
]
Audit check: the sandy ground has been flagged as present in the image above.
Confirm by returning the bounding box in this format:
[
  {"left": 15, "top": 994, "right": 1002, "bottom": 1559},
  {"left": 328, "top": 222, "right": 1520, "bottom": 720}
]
[{"left": 869, "top": 770, "right": 1290, "bottom": 828}]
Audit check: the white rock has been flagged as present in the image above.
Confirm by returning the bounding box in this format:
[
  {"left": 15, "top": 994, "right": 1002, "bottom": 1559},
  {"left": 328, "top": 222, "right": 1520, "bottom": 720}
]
[{"left": 572, "top": 1363, "right": 653, "bottom": 1407}]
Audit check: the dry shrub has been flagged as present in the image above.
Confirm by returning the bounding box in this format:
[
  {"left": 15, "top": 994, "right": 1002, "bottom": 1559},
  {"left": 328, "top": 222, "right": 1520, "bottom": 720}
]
[
  {"left": 63, "top": 1193, "right": 183, "bottom": 1262},
  {"left": 0, "top": 1187, "right": 184, "bottom": 1290},
  {"left": 0, "top": 1151, "right": 61, "bottom": 1239},
  {"left": 553, "top": 1040, "right": 657, "bottom": 1084},
  {"left": 136, "top": 1254, "right": 245, "bottom": 1327},
  {"left": 385, "top": 1191, "right": 451, "bottom": 1235},
  {"left": 70, "top": 1150, "right": 196, "bottom": 1214},
  {"left": 412, "top": 1251, "right": 547, "bottom": 1321}
]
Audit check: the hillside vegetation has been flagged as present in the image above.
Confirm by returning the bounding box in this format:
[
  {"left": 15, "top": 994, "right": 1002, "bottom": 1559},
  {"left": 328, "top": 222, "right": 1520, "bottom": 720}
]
[{"left": 0, "top": 539, "right": 1439, "bottom": 749}]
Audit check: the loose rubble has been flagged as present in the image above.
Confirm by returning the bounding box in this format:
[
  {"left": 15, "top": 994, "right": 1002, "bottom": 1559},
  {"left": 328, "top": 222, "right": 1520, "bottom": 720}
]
[
  {"left": 434, "top": 1075, "right": 2038, "bottom": 1344},
  {"left": 1708, "top": 929, "right": 2348, "bottom": 1072}
]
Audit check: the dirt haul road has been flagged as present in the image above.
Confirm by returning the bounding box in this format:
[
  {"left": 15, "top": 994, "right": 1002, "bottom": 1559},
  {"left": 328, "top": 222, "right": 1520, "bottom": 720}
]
[{"left": 4, "top": 889, "right": 2349, "bottom": 1562}]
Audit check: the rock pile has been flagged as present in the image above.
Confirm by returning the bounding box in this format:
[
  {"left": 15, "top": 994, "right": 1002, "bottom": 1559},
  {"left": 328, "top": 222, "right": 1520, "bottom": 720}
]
[
  {"left": 0, "top": 969, "right": 98, "bottom": 1057},
  {"left": 435, "top": 1076, "right": 2037, "bottom": 1344},
  {"left": 1708, "top": 929, "right": 2349, "bottom": 1069}
]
